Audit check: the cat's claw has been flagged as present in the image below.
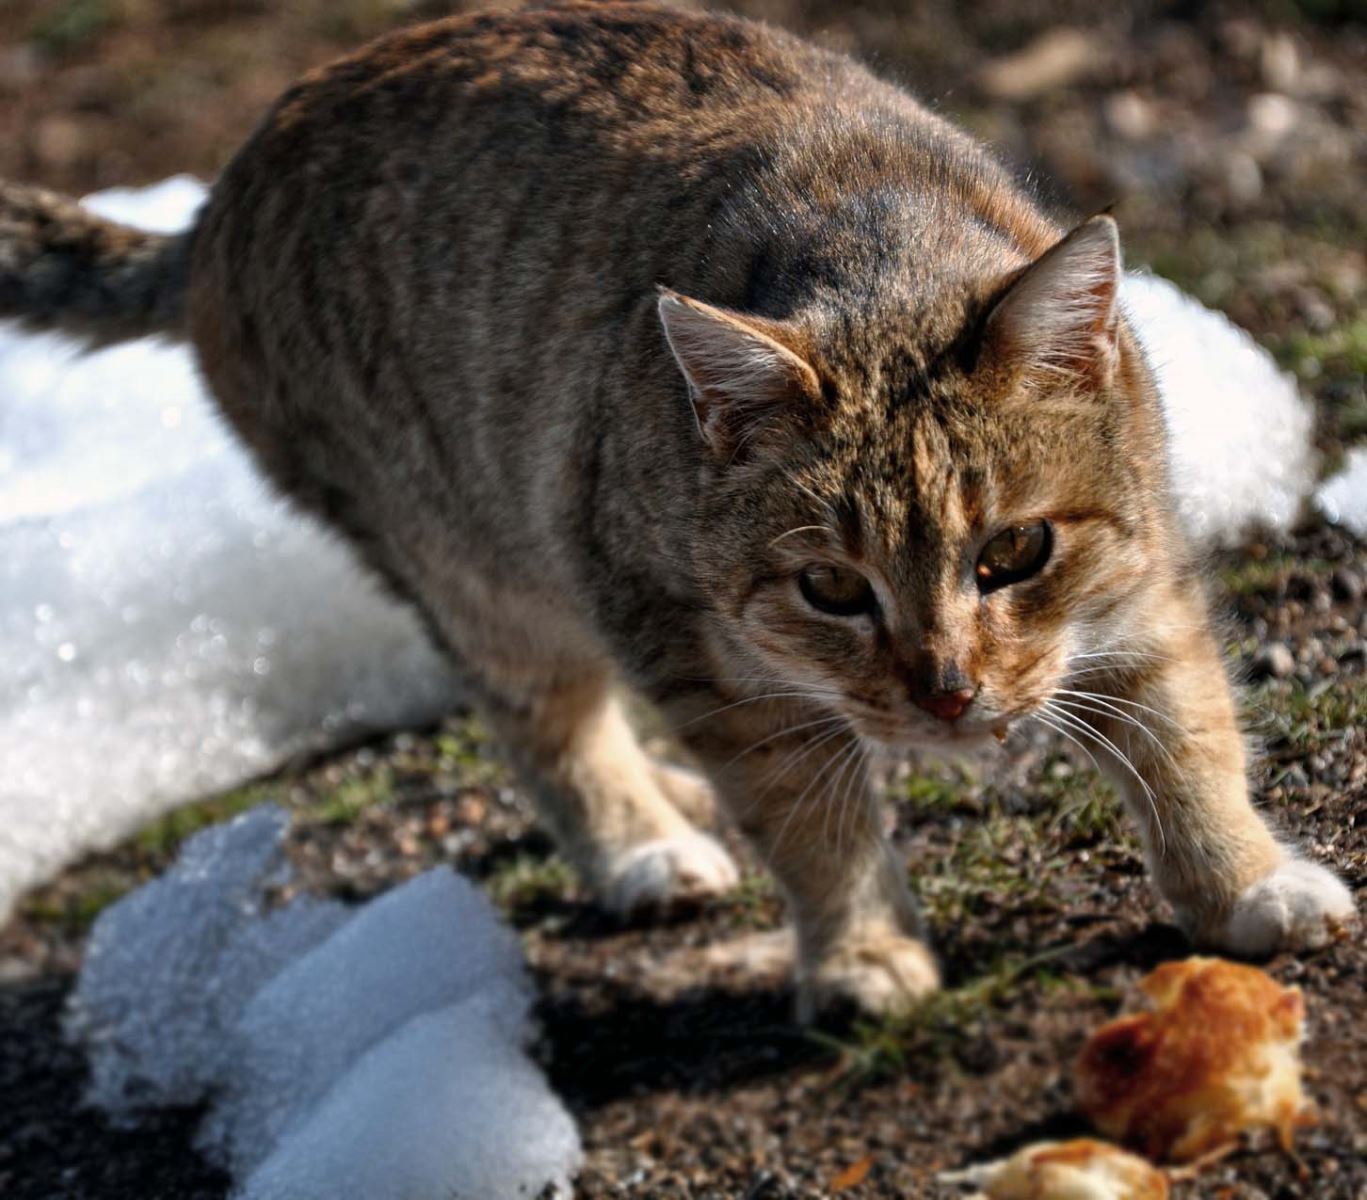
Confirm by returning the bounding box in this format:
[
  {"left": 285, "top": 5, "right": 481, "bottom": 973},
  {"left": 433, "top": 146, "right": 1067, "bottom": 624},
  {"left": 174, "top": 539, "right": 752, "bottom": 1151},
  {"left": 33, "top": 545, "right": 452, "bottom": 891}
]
[
  {"left": 1199, "top": 858, "right": 1356, "bottom": 958},
  {"left": 602, "top": 832, "right": 739, "bottom": 915},
  {"left": 799, "top": 933, "right": 940, "bottom": 1022}
]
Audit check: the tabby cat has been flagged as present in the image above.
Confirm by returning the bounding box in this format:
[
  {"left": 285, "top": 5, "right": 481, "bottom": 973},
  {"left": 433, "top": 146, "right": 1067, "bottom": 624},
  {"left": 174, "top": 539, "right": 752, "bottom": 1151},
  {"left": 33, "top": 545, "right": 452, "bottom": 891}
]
[{"left": 1, "top": 1, "right": 1352, "bottom": 1017}]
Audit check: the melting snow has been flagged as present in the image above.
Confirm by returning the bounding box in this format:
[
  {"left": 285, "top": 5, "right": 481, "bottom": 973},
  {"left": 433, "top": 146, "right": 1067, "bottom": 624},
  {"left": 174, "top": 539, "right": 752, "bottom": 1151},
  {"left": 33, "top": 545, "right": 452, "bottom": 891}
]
[
  {"left": 0, "top": 179, "right": 459, "bottom": 920},
  {"left": 68, "top": 807, "right": 582, "bottom": 1199},
  {"left": 1122, "top": 270, "right": 1319, "bottom": 547},
  {"left": 1315, "top": 445, "right": 1367, "bottom": 538}
]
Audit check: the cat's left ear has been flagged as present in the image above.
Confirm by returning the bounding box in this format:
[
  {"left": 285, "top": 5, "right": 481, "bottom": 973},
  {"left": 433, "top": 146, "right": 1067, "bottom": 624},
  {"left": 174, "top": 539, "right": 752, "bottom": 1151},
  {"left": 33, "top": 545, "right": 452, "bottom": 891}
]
[
  {"left": 658, "top": 289, "right": 821, "bottom": 460},
  {"left": 982, "top": 214, "right": 1121, "bottom": 390}
]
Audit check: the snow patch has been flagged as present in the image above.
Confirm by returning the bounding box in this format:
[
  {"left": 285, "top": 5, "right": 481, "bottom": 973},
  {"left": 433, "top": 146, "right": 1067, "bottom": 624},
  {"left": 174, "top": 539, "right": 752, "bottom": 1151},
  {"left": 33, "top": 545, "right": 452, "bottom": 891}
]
[
  {"left": 1315, "top": 446, "right": 1367, "bottom": 538},
  {"left": 68, "top": 806, "right": 582, "bottom": 1200},
  {"left": 1121, "top": 271, "right": 1319, "bottom": 547},
  {"left": 0, "top": 178, "right": 459, "bottom": 920}
]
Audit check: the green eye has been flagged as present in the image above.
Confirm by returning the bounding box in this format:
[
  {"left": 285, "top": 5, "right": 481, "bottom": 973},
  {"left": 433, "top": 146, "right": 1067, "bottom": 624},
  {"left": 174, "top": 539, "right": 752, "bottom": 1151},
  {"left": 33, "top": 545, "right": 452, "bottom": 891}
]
[
  {"left": 798, "top": 564, "right": 876, "bottom": 617},
  {"left": 976, "top": 521, "right": 1052, "bottom": 593}
]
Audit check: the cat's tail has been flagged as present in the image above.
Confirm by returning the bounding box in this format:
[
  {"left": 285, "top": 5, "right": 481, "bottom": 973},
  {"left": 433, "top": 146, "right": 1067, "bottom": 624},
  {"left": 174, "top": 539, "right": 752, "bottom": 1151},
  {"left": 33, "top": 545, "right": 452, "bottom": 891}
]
[{"left": 0, "top": 180, "right": 191, "bottom": 349}]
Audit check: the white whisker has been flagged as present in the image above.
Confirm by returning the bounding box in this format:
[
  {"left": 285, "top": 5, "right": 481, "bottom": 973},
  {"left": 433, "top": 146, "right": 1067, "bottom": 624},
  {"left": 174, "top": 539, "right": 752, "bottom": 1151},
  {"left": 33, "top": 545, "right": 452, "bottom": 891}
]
[
  {"left": 1041, "top": 700, "right": 1167, "bottom": 856},
  {"left": 1051, "top": 693, "right": 1184, "bottom": 773},
  {"left": 768, "top": 729, "right": 855, "bottom": 857}
]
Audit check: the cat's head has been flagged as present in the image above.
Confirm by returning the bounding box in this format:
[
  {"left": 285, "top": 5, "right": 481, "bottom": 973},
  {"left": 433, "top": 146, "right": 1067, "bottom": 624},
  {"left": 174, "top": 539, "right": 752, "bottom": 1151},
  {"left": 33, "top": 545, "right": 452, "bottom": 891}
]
[{"left": 660, "top": 215, "right": 1174, "bottom": 752}]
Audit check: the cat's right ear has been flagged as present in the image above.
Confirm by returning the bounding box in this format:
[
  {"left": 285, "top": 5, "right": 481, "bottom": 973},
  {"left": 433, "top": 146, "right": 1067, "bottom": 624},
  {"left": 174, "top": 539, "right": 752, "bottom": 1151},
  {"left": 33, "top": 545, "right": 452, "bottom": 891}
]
[
  {"left": 981, "top": 214, "right": 1122, "bottom": 391},
  {"left": 657, "top": 289, "right": 820, "bottom": 460}
]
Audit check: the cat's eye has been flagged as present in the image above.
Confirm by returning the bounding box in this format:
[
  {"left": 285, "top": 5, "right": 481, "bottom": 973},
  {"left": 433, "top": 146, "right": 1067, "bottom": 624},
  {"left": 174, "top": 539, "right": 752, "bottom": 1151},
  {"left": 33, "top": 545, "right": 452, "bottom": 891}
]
[
  {"left": 798, "top": 564, "right": 876, "bottom": 617},
  {"left": 976, "top": 521, "right": 1052, "bottom": 593}
]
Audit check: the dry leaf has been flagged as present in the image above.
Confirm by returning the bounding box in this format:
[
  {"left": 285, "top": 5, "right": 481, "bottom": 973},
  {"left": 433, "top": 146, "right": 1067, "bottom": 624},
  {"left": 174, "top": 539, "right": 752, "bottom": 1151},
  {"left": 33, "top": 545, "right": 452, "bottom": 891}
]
[{"left": 830, "top": 1154, "right": 873, "bottom": 1191}]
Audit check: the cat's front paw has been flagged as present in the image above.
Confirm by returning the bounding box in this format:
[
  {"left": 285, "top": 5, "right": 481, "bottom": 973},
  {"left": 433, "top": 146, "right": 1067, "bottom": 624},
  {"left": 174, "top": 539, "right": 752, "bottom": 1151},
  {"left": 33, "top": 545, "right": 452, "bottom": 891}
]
[
  {"left": 799, "top": 933, "right": 940, "bottom": 1022},
  {"left": 601, "top": 832, "right": 739, "bottom": 915},
  {"left": 1193, "top": 858, "right": 1356, "bottom": 958}
]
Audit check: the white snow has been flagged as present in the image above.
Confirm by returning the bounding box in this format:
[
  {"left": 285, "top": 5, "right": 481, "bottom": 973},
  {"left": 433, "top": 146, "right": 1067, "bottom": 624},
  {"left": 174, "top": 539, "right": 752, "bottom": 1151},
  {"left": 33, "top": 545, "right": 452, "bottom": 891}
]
[
  {"left": 68, "top": 806, "right": 582, "bottom": 1200},
  {"left": 1121, "top": 271, "right": 1320, "bottom": 547},
  {"left": 199, "top": 867, "right": 529, "bottom": 1175},
  {"left": 0, "top": 178, "right": 1358, "bottom": 922},
  {"left": 0, "top": 178, "right": 459, "bottom": 921},
  {"left": 1315, "top": 445, "right": 1367, "bottom": 538},
  {"left": 238, "top": 998, "right": 582, "bottom": 1200}
]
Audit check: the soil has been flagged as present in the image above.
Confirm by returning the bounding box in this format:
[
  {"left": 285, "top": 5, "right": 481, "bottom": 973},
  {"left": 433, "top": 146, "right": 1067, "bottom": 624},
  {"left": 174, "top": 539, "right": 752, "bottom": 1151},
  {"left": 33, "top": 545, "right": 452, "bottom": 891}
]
[{"left": 1, "top": 2, "right": 1364, "bottom": 1197}]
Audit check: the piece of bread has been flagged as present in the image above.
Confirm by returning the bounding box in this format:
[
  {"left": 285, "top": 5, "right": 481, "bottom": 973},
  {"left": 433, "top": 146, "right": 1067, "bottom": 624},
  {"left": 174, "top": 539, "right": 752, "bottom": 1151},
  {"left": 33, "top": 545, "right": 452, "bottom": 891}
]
[
  {"left": 1076, "top": 957, "right": 1311, "bottom": 1162},
  {"left": 939, "top": 1138, "right": 1169, "bottom": 1199}
]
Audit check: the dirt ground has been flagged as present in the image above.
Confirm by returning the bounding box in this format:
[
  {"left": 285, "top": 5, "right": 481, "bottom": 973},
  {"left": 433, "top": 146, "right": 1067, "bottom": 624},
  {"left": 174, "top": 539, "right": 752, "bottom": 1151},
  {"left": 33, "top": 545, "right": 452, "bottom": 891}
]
[{"left": 1, "top": 2, "right": 1364, "bottom": 1197}]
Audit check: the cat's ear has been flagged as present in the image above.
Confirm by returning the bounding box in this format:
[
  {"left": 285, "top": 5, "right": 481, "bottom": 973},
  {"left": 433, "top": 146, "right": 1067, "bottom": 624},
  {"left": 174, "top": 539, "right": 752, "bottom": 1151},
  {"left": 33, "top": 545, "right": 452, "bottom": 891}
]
[
  {"left": 983, "top": 214, "right": 1121, "bottom": 389},
  {"left": 658, "top": 289, "right": 820, "bottom": 459}
]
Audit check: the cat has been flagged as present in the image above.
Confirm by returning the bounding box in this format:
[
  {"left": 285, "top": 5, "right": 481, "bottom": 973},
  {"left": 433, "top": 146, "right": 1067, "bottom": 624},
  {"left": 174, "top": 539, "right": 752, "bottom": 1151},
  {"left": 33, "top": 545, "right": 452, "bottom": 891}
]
[{"left": 0, "top": 1, "right": 1353, "bottom": 1019}]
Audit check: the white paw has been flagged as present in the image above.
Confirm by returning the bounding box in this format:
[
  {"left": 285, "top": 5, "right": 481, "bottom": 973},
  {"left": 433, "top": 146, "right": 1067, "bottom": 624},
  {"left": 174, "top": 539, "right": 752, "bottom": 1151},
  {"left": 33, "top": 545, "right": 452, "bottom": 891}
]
[
  {"left": 799, "top": 933, "right": 941, "bottom": 1022},
  {"left": 1214, "top": 858, "right": 1356, "bottom": 958},
  {"left": 602, "top": 832, "right": 739, "bottom": 915}
]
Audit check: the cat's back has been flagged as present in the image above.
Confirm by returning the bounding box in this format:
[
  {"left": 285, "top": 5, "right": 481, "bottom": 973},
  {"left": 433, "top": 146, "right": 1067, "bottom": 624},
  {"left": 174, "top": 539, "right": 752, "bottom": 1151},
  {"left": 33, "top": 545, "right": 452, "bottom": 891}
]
[
  {"left": 190, "top": 1, "right": 956, "bottom": 286},
  {"left": 187, "top": 3, "right": 943, "bottom": 432},
  {"left": 239, "top": 2, "right": 875, "bottom": 167}
]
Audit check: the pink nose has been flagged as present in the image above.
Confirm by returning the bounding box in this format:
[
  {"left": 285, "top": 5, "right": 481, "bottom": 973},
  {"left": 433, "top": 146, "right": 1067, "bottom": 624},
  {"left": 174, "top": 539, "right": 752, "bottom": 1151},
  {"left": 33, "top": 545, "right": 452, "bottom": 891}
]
[{"left": 914, "top": 687, "right": 975, "bottom": 723}]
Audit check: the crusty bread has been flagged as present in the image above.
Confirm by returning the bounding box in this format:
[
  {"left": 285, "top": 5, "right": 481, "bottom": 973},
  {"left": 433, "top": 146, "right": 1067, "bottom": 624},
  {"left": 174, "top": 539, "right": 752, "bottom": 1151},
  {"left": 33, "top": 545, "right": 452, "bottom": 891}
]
[
  {"left": 1076, "top": 957, "right": 1310, "bottom": 1161},
  {"left": 940, "top": 1138, "right": 1169, "bottom": 1199}
]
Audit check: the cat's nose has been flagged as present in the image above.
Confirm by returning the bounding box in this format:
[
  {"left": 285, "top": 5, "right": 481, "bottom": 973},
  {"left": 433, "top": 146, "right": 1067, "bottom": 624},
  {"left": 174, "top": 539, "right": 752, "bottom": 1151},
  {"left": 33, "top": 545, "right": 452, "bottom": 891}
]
[{"left": 914, "top": 687, "right": 976, "bottom": 723}]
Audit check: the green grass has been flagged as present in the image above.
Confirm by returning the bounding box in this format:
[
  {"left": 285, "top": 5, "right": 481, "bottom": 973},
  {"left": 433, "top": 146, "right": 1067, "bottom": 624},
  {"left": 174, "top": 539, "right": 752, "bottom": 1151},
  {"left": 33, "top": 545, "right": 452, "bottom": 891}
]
[
  {"left": 134, "top": 781, "right": 274, "bottom": 857},
  {"left": 893, "top": 765, "right": 982, "bottom": 815},
  {"left": 20, "top": 875, "right": 133, "bottom": 935},
  {"left": 910, "top": 812, "right": 1055, "bottom": 926},
  {"left": 1277, "top": 318, "right": 1367, "bottom": 381},
  {"left": 1274, "top": 318, "right": 1367, "bottom": 442},
  {"left": 1037, "top": 763, "right": 1124, "bottom": 843},
  {"left": 1258, "top": 676, "right": 1367, "bottom": 754},
  {"left": 310, "top": 766, "right": 397, "bottom": 826},
  {"left": 812, "top": 944, "right": 1102, "bottom": 1083},
  {"left": 726, "top": 869, "right": 781, "bottom": 927},
  {"left": 433, "top": 718, "right": 508, "bottom": 788},
  {"left": 27, "top": 0, "right": 119, "bottom": 55},
  {"left": 486, "top": 854, "right": 577, "bottom": 912},
  {"left": 1217, "top": 550, "right": 1335, "bottom": 598}
]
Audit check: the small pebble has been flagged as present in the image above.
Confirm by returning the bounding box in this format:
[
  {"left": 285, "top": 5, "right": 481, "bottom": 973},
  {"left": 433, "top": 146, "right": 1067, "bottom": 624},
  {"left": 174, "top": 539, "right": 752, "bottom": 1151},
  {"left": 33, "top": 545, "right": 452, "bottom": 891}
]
[
  {"left": 1331, "top": 567, "right": 1363, "bottom": 603},
  {"left": 1251, "top": 642, "right": 1296, "bottom": 679}
]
